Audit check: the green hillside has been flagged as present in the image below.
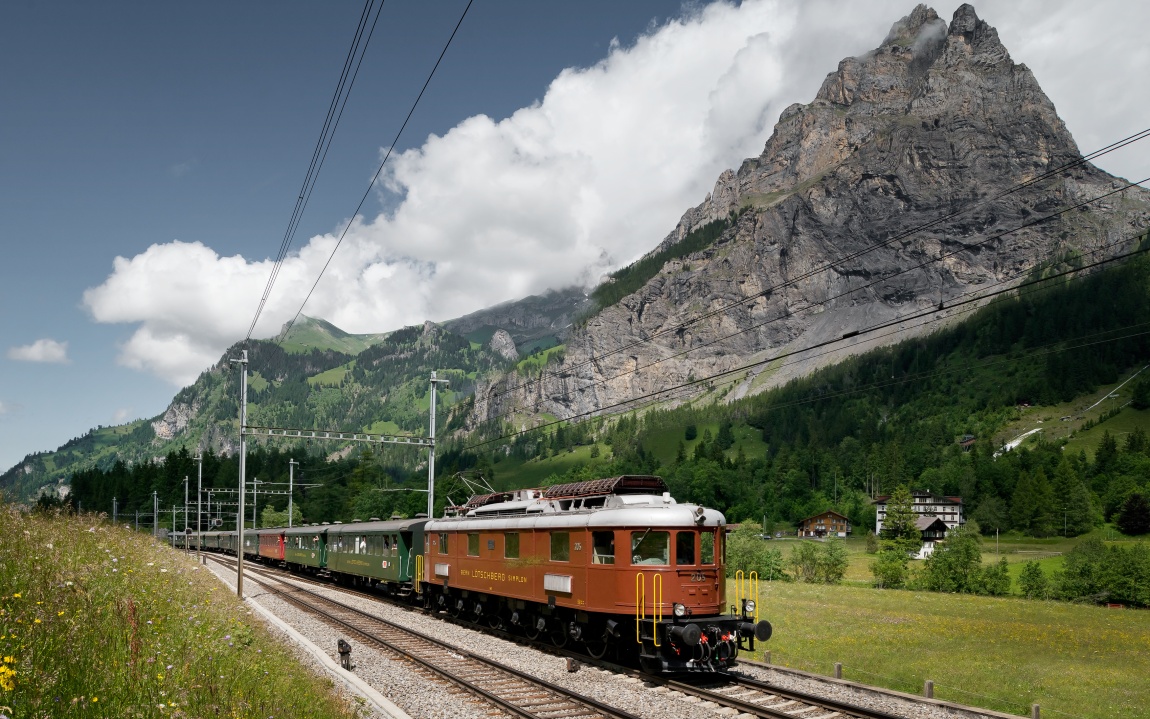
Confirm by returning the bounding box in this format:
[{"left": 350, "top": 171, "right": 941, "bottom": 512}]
[{"left": 275, "top": 314, "right": 390, "bottom": 355}]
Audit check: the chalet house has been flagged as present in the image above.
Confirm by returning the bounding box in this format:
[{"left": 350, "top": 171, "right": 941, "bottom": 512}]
[
  {"left": 915, "top": 516, "right": 950, "bottom": 558},
  {"left": 874, "top": 490, "right": 963, "bottom": 537},
  {"left": 798, "top": 510, "right": 851, "bottom": 538}
]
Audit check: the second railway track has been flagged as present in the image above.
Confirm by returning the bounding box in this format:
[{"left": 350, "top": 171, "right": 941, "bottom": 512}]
[{"left": 210, "top": 555, "right": 640, "bottom": 719}]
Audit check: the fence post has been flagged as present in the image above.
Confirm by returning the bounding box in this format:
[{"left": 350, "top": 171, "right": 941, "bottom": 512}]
[
  {"left": 924, "top": 680, "right": 933, "bottom": 699},
  {"left": 834, "top": 662, "right": 842, "bottom": 679},
  {"left": 1032, "top": 705, "right": 1040, "bottom": 719},
  {"left": 763, "top": 650, "right": 771, "bottom": 664}
]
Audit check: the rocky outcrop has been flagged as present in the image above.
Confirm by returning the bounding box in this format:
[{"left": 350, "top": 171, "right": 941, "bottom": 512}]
[
  {"left": 151, "top": 402, "right": 198, "bottom": 440},
  {"left": 488, "top": 329, "right": 520, "bottom": 362},
  {"left": 473, "top": 4, "right": 1150, "bottom": 426},
  {"left": 443, "top": 287, "right": 591, "bottom": 346}
]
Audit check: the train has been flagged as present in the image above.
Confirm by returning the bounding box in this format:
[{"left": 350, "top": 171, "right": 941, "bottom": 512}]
[{"left": 191, "top": 474, "right": 771, "bottom": 673}]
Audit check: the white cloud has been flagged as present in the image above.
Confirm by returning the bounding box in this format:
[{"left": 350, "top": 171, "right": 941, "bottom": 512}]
[
  {"left": 7, "top": 338, "right": 70, "bottom": 364},
  {"left": 112, "top": 408, "right": 133, "bottom": 424},
  {"left": 82, "top": 0, "right": 1150, "bottom": 386},
  {"left": 0, "top": 401, "right": 8, "bottom": 415}
]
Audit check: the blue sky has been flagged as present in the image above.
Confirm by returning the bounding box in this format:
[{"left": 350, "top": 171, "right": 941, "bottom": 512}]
[{"left": 2, "top": 0, "right": 1148, "bottom": 472}]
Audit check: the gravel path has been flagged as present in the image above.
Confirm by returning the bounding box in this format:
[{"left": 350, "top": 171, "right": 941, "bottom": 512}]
[{"left": 206, "top": 556, "right": 1011, "bottom": 719}]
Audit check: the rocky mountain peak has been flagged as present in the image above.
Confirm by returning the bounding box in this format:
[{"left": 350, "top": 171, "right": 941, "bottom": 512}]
[{"left": 471, "top": 3, "right": 1150, "bottom": 429}]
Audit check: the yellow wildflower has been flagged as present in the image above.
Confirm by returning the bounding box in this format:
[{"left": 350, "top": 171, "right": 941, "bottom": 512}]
[
  {"left": 33, "top": 619, "right": 41, "bottom": 624},
  {"left": 12, "top": 593, "right": 20, "bottom": 599}
]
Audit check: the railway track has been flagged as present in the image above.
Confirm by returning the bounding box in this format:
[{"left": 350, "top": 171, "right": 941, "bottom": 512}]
[
  {"left": 209, "top": 555, "right": 639, "bottom": 719},
  {"left": 203, "top": 553, "right": 922, "bottom": 719}
]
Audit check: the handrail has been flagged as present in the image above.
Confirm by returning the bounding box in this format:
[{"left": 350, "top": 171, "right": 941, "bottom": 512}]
[
  {"left": 415, "top": 554, "right": 424, "bottom": 593},
  {"left": 634, "top": 572, "right": 644, "bottom": 643},
  {"left": 653, "top": 573, "right": 663, "bottom": 647}
]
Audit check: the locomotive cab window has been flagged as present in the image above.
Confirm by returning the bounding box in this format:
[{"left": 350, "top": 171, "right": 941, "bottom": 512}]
[
  {"left": 701, "top": 531, "right": 715, "bottom": 564},
  {"left": 592, "top": 531, "right": 615, "bottom": 564},
  {"left": 676, "top": 531, "right": 695, "bottom": 565},
  {"left": 467, "top": 533, "right": 480, "bottom": 556},
  {"left": 504, "top": 532, "right": 520, "bottom": 559},
  {"left": 550, "top": 532, "right": 570, "bottom": 562},
  {"left": 631, "top": 530, "right": 669, "bottom": 565},
  {"left": 438, "top": 533, "right": 449, "bottom": 555}
]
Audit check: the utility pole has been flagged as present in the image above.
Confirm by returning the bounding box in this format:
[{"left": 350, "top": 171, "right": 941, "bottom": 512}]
[
  {"left": 195, "top": 451, "right": 203, "bottom": 561},
  {"left": 153, "top": 491, "right": 158, "bottom": 539},
  {"left": 112, "top": 496, "right": 117, "bottom": 525},
  {"left": 230, "top": 349, "right": 248, "bottom": 599},
  {"left": 135, "top": 510, "right": 138, "bottom": 532},
  {"left": 428, "top": 371, "right": 450, "bottom": 518},
  {"left": 183, "top": 475, "right": 189, "bottom": 549},
  {"left": 251, "top": 478, "right": 261, "bottom": 529},
  {"left": 288, "top": 458, "right": 298, "bottom": 528}
]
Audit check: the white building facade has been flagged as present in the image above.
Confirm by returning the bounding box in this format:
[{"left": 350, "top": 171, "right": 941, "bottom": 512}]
[{"left": 874, "top": 491, "right": 963, "bottom": 537}]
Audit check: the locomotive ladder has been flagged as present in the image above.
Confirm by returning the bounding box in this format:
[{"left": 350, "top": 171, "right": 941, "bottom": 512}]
[{"left": 633, "top": 572, "right": 662, "bottom": 646}]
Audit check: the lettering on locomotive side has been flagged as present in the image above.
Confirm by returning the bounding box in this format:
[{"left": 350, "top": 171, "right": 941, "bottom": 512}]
[{"left": 459, "top": 568, "right": 528, "bottom": 584}]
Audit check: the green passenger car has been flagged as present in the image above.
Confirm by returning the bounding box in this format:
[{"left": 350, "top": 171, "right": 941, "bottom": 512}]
[
  {"left": 325, "top": 518, "right": 428, "bottom": 588},
  {"left": 284, "top": 525, "right": 327, "bottom": 572}
]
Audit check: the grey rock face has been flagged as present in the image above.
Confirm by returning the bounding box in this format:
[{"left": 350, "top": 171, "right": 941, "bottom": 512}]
[
  {"left": 488, "top": 329, "right": 520, "bottom": 362},
  {"left": 151, "top": 401, "right": 198, "bottom": 440},
  {"left": 472, "top": 4, "right": 1150, "bottom": 427},
  {"left": 442, "top": 287, "right": 591, "bottom": 346}
]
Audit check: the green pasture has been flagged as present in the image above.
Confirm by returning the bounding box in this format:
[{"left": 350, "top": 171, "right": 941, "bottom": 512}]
[
  {"left": 749, "top": 579, "right": 1150, "bottom": 719},
  {"left": 307, "top": 362, "right": 353, "bottom": 387}
]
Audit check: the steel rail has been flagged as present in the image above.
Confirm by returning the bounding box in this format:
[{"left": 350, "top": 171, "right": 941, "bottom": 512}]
[{"left": 212, "top": 556, "right": 638, "bottom": 719}]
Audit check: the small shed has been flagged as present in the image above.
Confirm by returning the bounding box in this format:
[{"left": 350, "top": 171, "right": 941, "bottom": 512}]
[{"left": 797, "top": 510, "right": 851, "bottom": 538}]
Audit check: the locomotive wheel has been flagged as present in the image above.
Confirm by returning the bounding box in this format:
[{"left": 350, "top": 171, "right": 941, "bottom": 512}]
[
  {"left": 524, "top": 617, "right": 541, "bottom": 640},
  {"left": 486, "top": 612, "right": 503, "bottom": 630},
  {"left": 584, "top": 633, "right": 610, "bottom": 659},
  {"left": 549, "top": 626, "right": 568, "bottom": 648}
]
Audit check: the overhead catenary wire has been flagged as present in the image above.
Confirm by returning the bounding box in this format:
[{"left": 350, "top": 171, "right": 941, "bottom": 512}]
[
  {"left": 248, "top": 0, "right": 388, "bottom": 340},
  {"left": 462, "top": 220, "right": 1150, "bottom": 452},
  {"left": 474, "top": 175, "right": 1150, "bottom": 430},
  {"left": 280, "top": 0, "right": 474, "bottom": 339},
  {"left": 485, "top": 126, "right": 1150, "bottom": 402}
]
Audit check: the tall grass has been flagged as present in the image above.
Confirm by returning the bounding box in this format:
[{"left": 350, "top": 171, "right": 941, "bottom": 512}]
[{"left": 0, "top": 504, "right": 362, "bottom": 718}]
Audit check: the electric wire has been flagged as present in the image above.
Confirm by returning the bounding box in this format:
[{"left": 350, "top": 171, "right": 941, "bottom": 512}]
[
  {"left": 280, "top": 0, "right": 474, "bottom": 339},
  {"left": 473, "top": 176, "right": 1150, "bottom": 429},
  {"left": 248, "top": 0, "right": 387, "bottom": 340},
  {"left": 461, "top": 222, "right": 1150, "bottom": 451},
  {"left": 485, "top": 126, "right": 1150, "bottom": 401}
]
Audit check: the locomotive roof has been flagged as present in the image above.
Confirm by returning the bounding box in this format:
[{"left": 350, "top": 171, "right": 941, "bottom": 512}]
[
  {"left": 280, "top": 517, "right": 429, "bottom": 535},
  {"left": 426, "top": 493, "right": 725, "bottom": 531}
]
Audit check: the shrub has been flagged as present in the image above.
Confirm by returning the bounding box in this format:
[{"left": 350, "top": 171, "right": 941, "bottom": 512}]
[
  {"left": 788, "top": 539, "right": 848, "bottom": 584},
  {"left": 978, "top": 557, "right": 1011, "bottom": 596},
  {"left": 726, "top": 523, "right": 787, "bottom": 580},
  {"left": 865, "top": 530, "right": 879, "bottom": 554},
  {"left": 871, "top": 549, "right": 909, "bottom": 589},
  {"left": 1018, "top": 560, "right": 1050, "bottom": 599}
]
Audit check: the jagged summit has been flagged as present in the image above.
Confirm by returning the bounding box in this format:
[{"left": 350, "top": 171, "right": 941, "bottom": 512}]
[{"left": 473, "top": 4, "right": 1150, "bottom": 426}]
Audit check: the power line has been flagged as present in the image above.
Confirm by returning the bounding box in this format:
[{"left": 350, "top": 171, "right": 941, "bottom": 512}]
[
  {"left": 280, "top": 0, "right": 474, "bottom": 339},
  {"left": 485, "top": 127, "right": 1150, "bottom": 402},
  {"left": 248, "top": 0, "right": 388, "bottom": 340},
  {"left": 462, "top": 222, "right": 1150, "bottom": 451},
  {"left": 475, "top": 175, "right": 1150, "bottom": 428}
]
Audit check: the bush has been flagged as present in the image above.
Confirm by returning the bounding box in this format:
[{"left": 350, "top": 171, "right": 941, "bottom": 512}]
[
  {"left": 865, "top": 530, "right": 879, "bottom": 554},
  {"left": 788, "top": 539, "right": 848, "bottom": 584},
  {"left": 978, "top": 557, "right": 1011, "bottom": 596},
  {"left": 1056, "top": 537, "right": 1150, "bottom": 606},
  {"left": 918, "top": 526, "right": 984, "bottom": 593},
  {"left": 871, "top": 549, "right": 909, "bottom": 589},
  {"left": 726, "top": 523, "right": 787, "bottom": 580},
  {"left": 1019, "top": 560, "right": 1049, "bottom": 599}
]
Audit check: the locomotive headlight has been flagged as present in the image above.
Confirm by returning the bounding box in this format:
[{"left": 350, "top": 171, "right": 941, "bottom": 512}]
[
  {"left": 673, "top": 602, "right": 687, "bottom": 618},
  {"left": 742, "top": 599, "right": 756, "bottom": 616}
]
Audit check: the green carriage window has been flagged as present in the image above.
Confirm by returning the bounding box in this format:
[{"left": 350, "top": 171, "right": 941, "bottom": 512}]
[
  {"left": 550, "top": 532, "right": 570, "bottom": 562},
  {"left": 438, "top": 533, "right": 448, "bottom": 555},
  {"left": 592, "top": 531, "right": 615, "bottom": 564},
  {"left": 631, "top": 530, "right": 669, "bottom": 565},
  {"left": 505, "top": 532, "right": 519, "bottom": 559},
  {"left": 701, "top": 531, "right": 715, "bottom": 565},
  {"left": 467, "top": 533, "right": 480, "bottom": 556}
]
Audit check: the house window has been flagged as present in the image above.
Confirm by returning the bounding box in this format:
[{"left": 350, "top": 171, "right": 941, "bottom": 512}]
[
  {"left": 505, "top": 532, "right": 520, "bottom": 559},
  {"left": 467, "top": 533, "right": 480, "bottom": 556},
  {"left": 676, "top": 531, "right": 695, "bottom": 565},
  {"left": 438, "top": 533, "right": 448, "bottom": 555},
  {"left": 592, "top": 531, "right": 615, "bottom": 564},
  {"left": 550, "top": 532, "right": 570, "bottom": 562},
  {"left": 631, "top": 530, "right": 669, "bottom": 565}
]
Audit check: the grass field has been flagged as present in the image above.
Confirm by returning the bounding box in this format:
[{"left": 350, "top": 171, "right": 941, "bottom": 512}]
[
  {"left": 0, "top": 506, "right": 361, "bottom": 719},
  {"left": 750, "top": 579, "right": 1150, "bottom": 718}
]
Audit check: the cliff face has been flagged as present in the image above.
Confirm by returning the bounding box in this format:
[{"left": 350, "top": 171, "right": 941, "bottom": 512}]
[{"left": 473, "top": 4, "right": 1150, "bottom": 426}]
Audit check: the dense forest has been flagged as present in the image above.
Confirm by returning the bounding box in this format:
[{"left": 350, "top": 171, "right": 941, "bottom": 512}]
[{"left": 64, "top": 251, "right": 1150, "bottom": 542}]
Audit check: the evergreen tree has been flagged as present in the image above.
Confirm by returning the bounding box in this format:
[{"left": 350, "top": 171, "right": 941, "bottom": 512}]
[
  {"left": 880, "top": 485, "right": 921, "bottom": 554},
  {"left": 1052, "top": 458, "right": 1097, "bottom": 536},
  {"left": 1125, "top": 426, "right": 1147, "bottom": 454},
  {"left": 1132, "top": 378, "right": 1150, "bottom": 410},
  {"left": 1011, "top": 469, "right": 1056, "bottom": 537},
  {"left": 1018, "top": 560, "right": 1049, "bottom": 599},
  {"left": 1095, "top": 431, "right": 1119, "bottom": 474},
  {"left": 1117, "top": 492, "right": 1150, "bottom": 536}
]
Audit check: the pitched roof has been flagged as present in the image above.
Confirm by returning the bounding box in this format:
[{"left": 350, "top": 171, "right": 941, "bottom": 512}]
[
  {"left": 798, "top": 510, "right": 850, "bottom": 524},
  {"left": 915, "top": 516, "right": 949, "bottom": 531}
]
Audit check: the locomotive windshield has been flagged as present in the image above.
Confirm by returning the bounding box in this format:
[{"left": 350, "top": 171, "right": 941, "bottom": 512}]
[
  {"left": 676, "top": 532, "right": 695, "bottom": 565},
  {"left": 631, "top": 530, "right": 669, "bottom": 565}
]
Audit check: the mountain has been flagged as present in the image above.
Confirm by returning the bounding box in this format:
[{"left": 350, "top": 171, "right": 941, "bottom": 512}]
[
  {"left": 471, "top": 4, "right": 1150, "bottom": 427},
  {"left": 1, "top": 321, "right": 511, "bottom": 501},
  {"left": 442, "top": 286, "right": 592, "bottom": 356}
]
